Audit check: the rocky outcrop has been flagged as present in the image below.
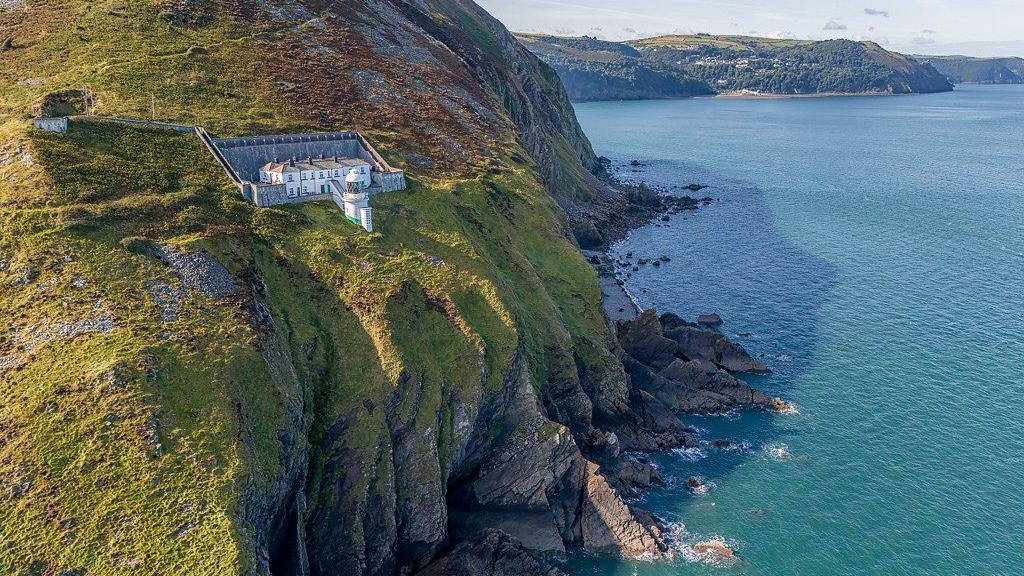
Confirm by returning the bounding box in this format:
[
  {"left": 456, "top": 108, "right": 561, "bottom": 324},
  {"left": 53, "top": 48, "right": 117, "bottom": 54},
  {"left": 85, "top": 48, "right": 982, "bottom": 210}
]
[
  {"left": 416, "top": 529, "right": 566, "bottom": 576},
  {"left": 618, "top": 311, "right": 786, "bottom": 415},
  {"left": 448, "top": 404, "right": 667, "bottom": 559},
  {"left": 579, "top": 462, "right": 665, "bottom": 557},
  {"left": 660, "top": 313, "right": 771, "bottom": 374}
]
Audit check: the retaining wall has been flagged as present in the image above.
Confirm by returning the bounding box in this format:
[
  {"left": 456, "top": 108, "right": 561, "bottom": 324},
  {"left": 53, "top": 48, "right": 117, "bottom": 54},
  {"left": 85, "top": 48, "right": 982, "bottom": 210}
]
[{"left": 33, "top": 117, "right": 69, "bottom": 133}]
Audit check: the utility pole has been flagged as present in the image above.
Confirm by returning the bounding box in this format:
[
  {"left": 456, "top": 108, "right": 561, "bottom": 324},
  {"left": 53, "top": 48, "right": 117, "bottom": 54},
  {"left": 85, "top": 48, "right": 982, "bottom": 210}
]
[{"left": 151, "top": 94, "right": 156, "bottom": 121}]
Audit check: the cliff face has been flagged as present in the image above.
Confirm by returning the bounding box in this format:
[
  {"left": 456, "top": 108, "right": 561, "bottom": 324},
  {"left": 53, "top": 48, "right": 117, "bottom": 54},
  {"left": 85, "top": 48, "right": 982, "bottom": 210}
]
[
  {"left": 515, "top": 34, "right": 716, "bottom": 101},
  {"left": 920, "top": 56, "right": 1024, "bottom": 84},
  {"left": 0, "top": 1, "right": 670, "bottom": 575}
]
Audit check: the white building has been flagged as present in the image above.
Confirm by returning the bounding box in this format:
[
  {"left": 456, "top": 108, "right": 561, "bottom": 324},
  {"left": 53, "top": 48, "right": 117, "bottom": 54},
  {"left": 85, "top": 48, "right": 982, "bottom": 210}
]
[
  {"left": 259, "top": 156, "right": 372, "bottom": 199},
  {"left": 258, "top": 157, "right": 374, "bottom": 232},
  {"left": 332, "top": 170, "right": 373, "bottom": 233}
]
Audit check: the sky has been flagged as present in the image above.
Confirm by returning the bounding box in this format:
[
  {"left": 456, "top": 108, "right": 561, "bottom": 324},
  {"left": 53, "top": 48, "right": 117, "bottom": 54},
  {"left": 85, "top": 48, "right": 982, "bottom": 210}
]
[{"left": 475, "top": 0, "right": 1024, "bottom": 57}]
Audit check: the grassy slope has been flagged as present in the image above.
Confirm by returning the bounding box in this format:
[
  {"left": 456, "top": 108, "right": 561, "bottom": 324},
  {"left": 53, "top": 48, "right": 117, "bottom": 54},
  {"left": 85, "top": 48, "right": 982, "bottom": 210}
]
[
  {"left": 0, "top": 2, "right": 616, "bottom": 574},
  {"left": 2, "top": 116, "right": 610, "bottom": 576},
  {"left": 631, "top": 34, "right": 815, "bottom": 51}
]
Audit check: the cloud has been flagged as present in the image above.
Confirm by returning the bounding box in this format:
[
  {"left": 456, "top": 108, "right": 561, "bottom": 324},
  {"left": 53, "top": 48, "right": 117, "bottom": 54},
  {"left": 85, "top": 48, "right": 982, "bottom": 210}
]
[
  {"left": 554, "top": 27, "right": 576, "bottom": 35},
  {"left": 623, "top": 27, "right": 637, "bottom": 34},
  {"left": 869, "top": 26, "right": 876, "bottom": 32},
  {"left": 824, "top": 20, "right": 848, "bottom": 31},
  {"left": 912, "top": 37, "right": 936, "bottom": 45},
  {"left": 921, "top": 29, "right": 937, "bottom": 34},
  {"left": 864, "top": 8, "right": 889, "bottom": 17}
]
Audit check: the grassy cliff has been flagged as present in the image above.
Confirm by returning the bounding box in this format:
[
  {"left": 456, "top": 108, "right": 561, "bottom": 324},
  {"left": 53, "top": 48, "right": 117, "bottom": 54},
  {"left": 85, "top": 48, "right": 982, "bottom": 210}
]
[{"left": 0, "top": 1, "right": 645, "bottom": 574}]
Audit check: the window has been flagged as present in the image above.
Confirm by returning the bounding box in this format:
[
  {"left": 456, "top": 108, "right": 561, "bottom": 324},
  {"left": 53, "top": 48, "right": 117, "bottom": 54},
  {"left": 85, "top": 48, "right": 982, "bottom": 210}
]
[
  {"left": 360, "top": 167, "right": 367, "bottom": 174},
  {"left": 288, "top": 175, "right": 294, "bottom": 182},
  {"left": 334, "top": 170, "right": 339, "bottom": 177}
]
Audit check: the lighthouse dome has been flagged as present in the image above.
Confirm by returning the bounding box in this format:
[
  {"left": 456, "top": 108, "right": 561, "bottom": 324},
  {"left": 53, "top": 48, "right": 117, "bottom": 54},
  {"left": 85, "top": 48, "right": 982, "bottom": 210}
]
[{"left": 346, "top": 169, "right": 361, "bottom": 184}]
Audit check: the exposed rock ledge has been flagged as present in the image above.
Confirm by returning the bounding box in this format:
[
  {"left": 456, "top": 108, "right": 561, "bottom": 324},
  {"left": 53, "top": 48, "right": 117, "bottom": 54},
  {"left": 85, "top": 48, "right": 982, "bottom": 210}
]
[
  {"left": 618, "top": 310, "right": 786, "bottom": 414},
  {"left": 417, "top": 309, "right": 784, "bottom": 575},
  {"left": 418, "top": 529, "right": 567, "bottom": 576}
]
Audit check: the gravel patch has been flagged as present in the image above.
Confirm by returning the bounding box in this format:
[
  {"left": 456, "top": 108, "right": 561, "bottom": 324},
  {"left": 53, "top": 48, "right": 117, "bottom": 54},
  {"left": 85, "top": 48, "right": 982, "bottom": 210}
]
[
  {"left": 0, "top": 302, "right": 117, "bottom": 376},
  {"left": 146, "top": 281, "right": 182, "bottom": 323},
  {"left": 154, "top": 245, "right": 235, "bottom": 298}
]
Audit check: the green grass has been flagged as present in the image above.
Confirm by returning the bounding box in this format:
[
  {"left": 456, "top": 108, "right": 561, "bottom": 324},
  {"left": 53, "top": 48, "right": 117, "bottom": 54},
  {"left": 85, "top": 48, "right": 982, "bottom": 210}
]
[{"left": 0, "top": 105, "right": 616, "bottom": 573}]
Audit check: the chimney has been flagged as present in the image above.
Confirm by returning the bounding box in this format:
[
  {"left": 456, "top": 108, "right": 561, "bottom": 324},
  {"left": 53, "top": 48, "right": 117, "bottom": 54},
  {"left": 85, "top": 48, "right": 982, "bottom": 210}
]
[{"left": 289, "top": 158, "right": 295, "bottom": 167}]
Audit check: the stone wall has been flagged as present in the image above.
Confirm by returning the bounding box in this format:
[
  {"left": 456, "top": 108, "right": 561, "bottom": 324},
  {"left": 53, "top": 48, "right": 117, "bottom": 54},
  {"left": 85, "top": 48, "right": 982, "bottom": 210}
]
[
  {"left": 250, "top": 183, "right": 332, "bottom": 207},
  {"left": 378, "top": 171, "right": 407, "bottom": 193},
  {"left": 213, "top": 133, "right": 368, "bottom": 183},
  {"left": 212, "top": 131, "right": 407, "bottom": 195},
  {"left": 32, "top": 117, "right": 68, "bottom": 133}
]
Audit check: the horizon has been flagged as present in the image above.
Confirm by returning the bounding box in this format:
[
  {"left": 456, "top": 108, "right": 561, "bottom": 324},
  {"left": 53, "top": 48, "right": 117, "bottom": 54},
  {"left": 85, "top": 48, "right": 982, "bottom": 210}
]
[{"left": 477, "top": 0, "right": 1024, "bottom": 58}]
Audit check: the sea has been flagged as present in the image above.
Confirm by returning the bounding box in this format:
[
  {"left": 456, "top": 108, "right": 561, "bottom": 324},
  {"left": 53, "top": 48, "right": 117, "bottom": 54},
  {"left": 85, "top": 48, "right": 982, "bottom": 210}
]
[{"left": 569, "top": 85, "right": 1024, "bottom": 576}]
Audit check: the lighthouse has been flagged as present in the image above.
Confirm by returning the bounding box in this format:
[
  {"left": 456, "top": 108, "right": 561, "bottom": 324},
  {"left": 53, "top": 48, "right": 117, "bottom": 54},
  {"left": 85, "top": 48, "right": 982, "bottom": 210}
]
[{"left": 332, "top": 168, "right": 373, "bottom": 232}]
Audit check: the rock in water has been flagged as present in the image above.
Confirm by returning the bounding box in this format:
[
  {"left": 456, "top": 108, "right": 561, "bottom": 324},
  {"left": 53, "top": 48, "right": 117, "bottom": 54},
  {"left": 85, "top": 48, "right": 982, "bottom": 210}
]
[
  {"left": 693, "top": 539, "right": 735, "bottom": 560},
  {"left": 618, "top": 311, "right": 785, "bottom": 414},
  {"left": 685, "top": 476, "right": 709, "bottom": 495},
  {"left": 697, "top": 313, "right": 722, "bottom": 326},
  {"left": 660, "top": 314, "right": 771, "bottom": 375}
]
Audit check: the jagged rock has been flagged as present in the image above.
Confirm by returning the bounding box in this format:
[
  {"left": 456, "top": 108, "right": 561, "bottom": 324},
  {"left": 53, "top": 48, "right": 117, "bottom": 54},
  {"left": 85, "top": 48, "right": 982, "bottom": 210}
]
[
  {"left": 613, "top": 372, "right": 695, "bottom": 451},
  {"left": 618, "top": 311, "right": 784, "bottom": 414},
  {"left": 659, "top": 358, "right": 777, "bottom": 413},
  {"left": 662, "top": 321, "right": 770, "bottom": 374},
  {"left": 617, "top": 311, "right": 678, "bottom": 370},
  {"left": 697, "top": 313, "right": 722, "bottom": 326},
  {"left": 606, "top": 455, "right": 663, "bottom": 495},
  {"left": 416, "top": 529, "right": 566, "bottom": 576},
  {"left": 579, "top": 462, "right": 665, "bottom": 558}
]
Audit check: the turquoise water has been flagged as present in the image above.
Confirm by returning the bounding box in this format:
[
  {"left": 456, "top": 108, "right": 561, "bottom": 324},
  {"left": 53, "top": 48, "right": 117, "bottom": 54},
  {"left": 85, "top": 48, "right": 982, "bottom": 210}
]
[{"left": 571, "top": 86, "right": 1024, "bottom": 575}]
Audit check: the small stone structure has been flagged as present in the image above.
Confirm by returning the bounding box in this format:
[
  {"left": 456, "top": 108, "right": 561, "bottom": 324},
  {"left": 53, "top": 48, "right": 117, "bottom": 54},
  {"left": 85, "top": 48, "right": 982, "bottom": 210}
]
[{"left": 32, "top": 117, "right": 69, "bottom": 133}]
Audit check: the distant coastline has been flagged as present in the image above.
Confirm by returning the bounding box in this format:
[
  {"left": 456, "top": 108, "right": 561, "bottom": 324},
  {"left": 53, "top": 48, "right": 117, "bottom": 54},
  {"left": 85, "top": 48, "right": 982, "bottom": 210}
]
[{"left": 709, "top": 90, "right": 902, "bottom": 100}]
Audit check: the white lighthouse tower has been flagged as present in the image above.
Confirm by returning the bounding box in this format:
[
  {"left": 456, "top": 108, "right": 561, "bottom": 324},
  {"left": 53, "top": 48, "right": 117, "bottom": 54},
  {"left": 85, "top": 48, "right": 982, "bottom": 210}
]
[{"left": 332, "top": 169, "right": 373, "bottom": 232}]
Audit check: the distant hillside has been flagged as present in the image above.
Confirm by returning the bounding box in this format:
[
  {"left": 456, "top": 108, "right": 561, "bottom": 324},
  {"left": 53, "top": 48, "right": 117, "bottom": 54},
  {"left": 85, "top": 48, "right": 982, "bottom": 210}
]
[
  {"left": 515, "top": 34, "right": 714, "bottom": 101},
  {"left": 518, "top": 33, "right": 953, "bottom": 100},
  {"left": 919, "top": 56, "right": 1024, "bottom": 84}
]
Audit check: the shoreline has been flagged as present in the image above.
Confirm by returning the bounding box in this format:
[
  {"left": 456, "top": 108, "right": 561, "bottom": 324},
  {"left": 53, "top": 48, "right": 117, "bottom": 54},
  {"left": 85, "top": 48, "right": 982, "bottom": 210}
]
[
  {"left": 584, "top": 170, "right": 711, "bottom": 322},
  {"left": 707, "top": 90, "right": 896, "bottom": 100},
  {"left": 583, "top": 248, "right": 641, "bottom": 322}
]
